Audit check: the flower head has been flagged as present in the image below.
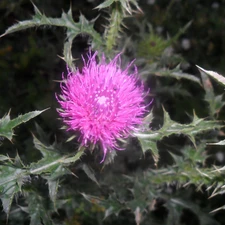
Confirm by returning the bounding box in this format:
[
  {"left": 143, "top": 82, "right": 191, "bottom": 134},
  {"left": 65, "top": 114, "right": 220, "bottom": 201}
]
[{"left": 57, "top": 52, "right": 147, "bottom": 162}]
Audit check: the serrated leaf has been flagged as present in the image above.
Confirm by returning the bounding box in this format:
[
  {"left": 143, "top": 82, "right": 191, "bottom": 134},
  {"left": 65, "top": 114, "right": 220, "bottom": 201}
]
[
  {"left": 14, "top": 153, "right": 26, "bottom": 168},
  {"left": 120, "top": 0, "right": 143, "bottom": 14},
  {"left": 1, "top": 184, "right": 20, "bottom": 216},
  {"left": 140, "top": 110, "right": 154, "bottom": 130},
  {"left": 200, "top": 68, "right": 225, "bottom": 116},
  {"left": 62, "top": 147, "right": 85, "bottom": 164},
  {"left": 95, "top": 0, "right": 115, "bottom": 9},
  {"left": 48, "top": 179, "right": 59, "bottom": 209},
  {"left": 31, "top": 136, "right": 76, "bottom": 213},
  {"left": 0, "top": 165, "right": 27, "bottom": 217},
  {"left": 35, "top": 122, "right": 51, "bottom": 145},
  {"left": 27, "top": 190, "right": 53, "bottom": 225},
  {"left": 0, "top": 109, "right": 47, "bottom": 141},
  {"left": 138, "top": 140, "right": 159, "bottom": 165},
  {"left": 1, "top": 3, "right": 75, "bottom": 37},
  {"left": 82, "top": 164, "right": 99, "bottom": 186},
  {"left": 0, "top": 154, "right": 11, "bottom": 162},
  {"left": 29, "top": 151, "right": 63, "bottom": 175},
  {"left": 95, "top": 0, "right": 142, "bottom": 14},
  {"left": 30, "top": 136, "right": 84, "bottom": 175},
  {"left": 1, "top": 4, "right": 102, "bottom": 68},
  {"left": 30, "top": 135, "right": 66, "bottom": 177},
  {"left": 135, "top": 108, "right": 223, "bottom": 164},
  {"left": 154, "top": 66, "right": 201, "bottom": 85},
  {"left": 32, "top": 134, "right": 58, "bottom": 158},
  {"left": 197, "top": 65, "right": 225, "bottom": 87},
  {"left": 63, "top": 13, "right": 102, "bottom": 69}
]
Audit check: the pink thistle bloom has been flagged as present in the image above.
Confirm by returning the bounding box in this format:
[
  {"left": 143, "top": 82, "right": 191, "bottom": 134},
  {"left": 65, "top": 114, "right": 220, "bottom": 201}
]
[{"left": 57, "top": 52, "right": 147, "bottom": 162}]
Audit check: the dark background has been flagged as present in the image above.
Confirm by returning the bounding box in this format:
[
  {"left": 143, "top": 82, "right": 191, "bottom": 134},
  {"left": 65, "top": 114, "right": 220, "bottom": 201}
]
[{"left": 1, "top": 0, "right": 225, "bottom": 224}]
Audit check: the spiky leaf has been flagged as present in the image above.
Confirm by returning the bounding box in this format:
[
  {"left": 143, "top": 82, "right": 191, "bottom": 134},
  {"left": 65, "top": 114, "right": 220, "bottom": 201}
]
[
  {"left": 0, "top": 155, "right": 11, "bottom": 162},
  {"left": 1, "top": 4, "right": 102, "bottom": 68},
  {"left": 1, "top": 4, "right": 99, "bottom": 42},
  {"left": 0, "top": 164, "right": 27, "bottom": 216},
  {"left": 153, "top": 66, "right": 201, "bottom": 85},
  {"left": 197, "top": 65, "right": 225, "bottom": 87},
  {"left": 26, "top": 190, "right": 53, "bottom": 225},
  {"left": 30, "top": 135, "right": 67, "bottom": 175},
  {"left": 48, "top": 179, "right": 59, "bottom": 209},
  {"left": 30, "top": 135, "right": 84, "bottom": 176},
  {"left": 95, "top": 0, "right": 142, "bottom": 14},
  {"left": 0, "top": 109, "right": 47, "bottom": 141},
  {"left": 30, "top": 135, "right": 84, "bottom": 210},
  {"left": 95, "top": 0, "right": 115, "bottom": 9},
  {"left": 82, "top": 164, "right": 99, "bottom": 186},
  {"left": 135, "top": 108, "right": 222, "bottom": 164}
]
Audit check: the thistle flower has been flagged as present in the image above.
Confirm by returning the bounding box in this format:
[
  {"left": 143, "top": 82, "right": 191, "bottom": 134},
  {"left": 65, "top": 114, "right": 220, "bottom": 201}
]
[{"left": 57, "top": 52, "right": 147, "bottom": 162}]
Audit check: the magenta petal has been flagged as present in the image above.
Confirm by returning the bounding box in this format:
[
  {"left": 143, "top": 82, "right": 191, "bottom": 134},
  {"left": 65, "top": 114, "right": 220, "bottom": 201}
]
[{"left": 56, "top": 52, "right": 148, "bottom": 162}]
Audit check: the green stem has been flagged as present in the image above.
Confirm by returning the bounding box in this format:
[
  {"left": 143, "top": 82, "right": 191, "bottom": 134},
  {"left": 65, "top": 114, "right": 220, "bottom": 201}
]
[{"left": 105, "top": 2, "right": 123, "bottom": 53}]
